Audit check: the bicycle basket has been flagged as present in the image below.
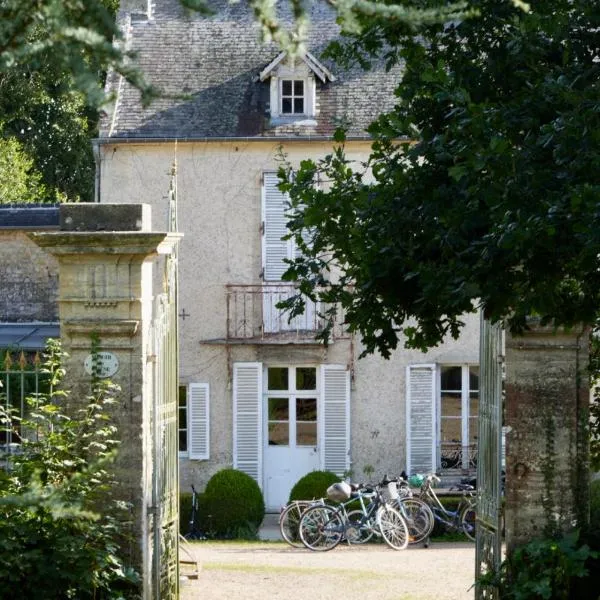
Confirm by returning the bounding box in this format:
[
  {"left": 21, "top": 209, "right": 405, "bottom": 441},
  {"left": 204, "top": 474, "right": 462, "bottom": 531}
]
[
  {"left": 326, "top": 481, "right": 352, "bottom": 502},
  {"left": 382, "top": 481, "right": 399, "bottom": 501}
]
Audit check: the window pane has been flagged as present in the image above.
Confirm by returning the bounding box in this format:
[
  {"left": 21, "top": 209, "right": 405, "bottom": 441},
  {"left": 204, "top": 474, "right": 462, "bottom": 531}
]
[
  {"left": 296, "top": 367, "right": 316, "bottom": 390},
  {"left": 179, "top": 407, "right": 187, "bottom": 430},
  {"left": 440, "top": 440, "right": 462, "bottom": 469},
  {"left": 179, "top": 430, "right": 187, "bottom": 452},
  {"left": 441, "top": 392, "right": 462, "bottom": 417},
  {"left": 470, "top": 392, "right": 479, "bottom": 417},
  {"left": 296, "top": 422, "right": 317, "bottom": 446},
  {"left": 294, "top": 80, "right": 304, "bottom": 95},
  {"left": 469, "top": 418, "right": 478, "bottom": 444},
  {"left": 282, "top": 80, "right": 292, "bottom": 95},
  {"left": 294, "top": 98, "right": 304, "bottom": 113},
  {"left": 296, "top": 398, "right": 317, "bottom": 421},
  {"left": 282, "top": 98, "right": 292, "bottom": 113},
  {"left": 441, "top": 418, "right": 462, "bottom": 443},
  {"left": 179, "top": 385, "right": 187, "bottom": 406},
  {"left": 268, "top": 397, "right": 289, "bottom": 420},
  {"left": 268, "top": 367, "right": 288, "bottom": 390},
  {"left": 269, "top": 422, "right": 289, "bottom": 445},
  {"left": 469, "top": 366, "right": 479, "bottom": 391},
  {"left": 441, "top": 366, "right": 462, "bottom": 391}
]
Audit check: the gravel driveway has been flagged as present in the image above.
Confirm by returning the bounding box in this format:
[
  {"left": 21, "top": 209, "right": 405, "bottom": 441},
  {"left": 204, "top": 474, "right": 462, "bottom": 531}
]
[{"left": 180, "top": 541, "right": 476, "bottom": 600}]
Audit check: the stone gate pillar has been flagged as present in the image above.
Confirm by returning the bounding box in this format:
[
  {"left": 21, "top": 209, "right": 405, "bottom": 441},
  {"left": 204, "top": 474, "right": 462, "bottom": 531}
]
[
  {"left": 505, "top": 321, "right": 590, "bottom": 552},
  {"left": 30, "top": 203, "right": 179, "bottom": 598}
]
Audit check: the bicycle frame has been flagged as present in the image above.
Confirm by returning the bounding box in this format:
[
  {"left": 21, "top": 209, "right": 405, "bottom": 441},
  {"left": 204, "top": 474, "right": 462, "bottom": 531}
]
[{"left": 420, "top": 477, "right": 475, "bottom": 533}]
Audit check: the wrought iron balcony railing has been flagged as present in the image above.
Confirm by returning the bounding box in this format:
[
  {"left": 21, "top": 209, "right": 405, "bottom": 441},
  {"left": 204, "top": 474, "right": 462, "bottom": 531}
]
[{"left": 226, "top": 284, "right": 347, "bottom": 341}]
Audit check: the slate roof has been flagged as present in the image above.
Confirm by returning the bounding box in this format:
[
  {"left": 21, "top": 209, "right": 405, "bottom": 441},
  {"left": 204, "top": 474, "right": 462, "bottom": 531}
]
[
  {"left": 0, "top": 205, "right": 60, "bottom": 229},
  {"left": 100, "top": 0, "right": 401, "bottom": 140}
]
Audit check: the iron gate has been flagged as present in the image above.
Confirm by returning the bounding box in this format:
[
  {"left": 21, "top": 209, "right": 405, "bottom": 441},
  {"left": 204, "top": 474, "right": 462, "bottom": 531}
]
[
  {"left": 150, "top": 165, "right": 180, "bottom": 599},
  {"left": 475, "top": 315, "right": 504, "bottom": 599}
]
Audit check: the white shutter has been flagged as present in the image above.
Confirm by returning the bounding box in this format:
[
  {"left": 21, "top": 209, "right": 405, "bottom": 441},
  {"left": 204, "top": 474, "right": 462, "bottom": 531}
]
[
  {"left": 188, "top": 383, "right": 209, "bottom": 460},
  {"left": 262, "top": 172, "right": 292, "bottom": 281},
  {"left": 406, "top": 364, "right": 436, "bottom": 476},
  {"left": 233, "top": 362, "right": 263, "bottom": 487},
  {"left": 321, "top": 365, "right": 350, "bottom": 477}
]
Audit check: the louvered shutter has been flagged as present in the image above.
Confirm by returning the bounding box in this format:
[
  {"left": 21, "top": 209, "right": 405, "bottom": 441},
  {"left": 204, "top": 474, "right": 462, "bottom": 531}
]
[
  {"left": 321, "top": 365, "right": 350, "bottom": 477},
  {"left": 233, "top": 362, "right": 263, "bottom": 487},
  {"left": 188, "top": 383, "right": 209, "bottom": 460},
  {"left": 406, "top": 364, "right": 436, "bottom": 475},
  {"left": 262, "top": 172, "right": 292, "bottom": 281}
]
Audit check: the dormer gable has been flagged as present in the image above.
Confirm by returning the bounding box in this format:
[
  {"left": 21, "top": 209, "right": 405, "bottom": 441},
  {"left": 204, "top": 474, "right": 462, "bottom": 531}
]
[{"left": 258, "top": 51, "right": 336, "bottom": 122}]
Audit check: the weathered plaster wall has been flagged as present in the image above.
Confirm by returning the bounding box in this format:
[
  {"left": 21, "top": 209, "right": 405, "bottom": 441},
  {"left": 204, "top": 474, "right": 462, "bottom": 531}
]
[
  {"left": 0, "top": 230, "right": 58, "bottom": 322},
  {"left": 99, "top": 140, "right": 481, "bottom": 490}
]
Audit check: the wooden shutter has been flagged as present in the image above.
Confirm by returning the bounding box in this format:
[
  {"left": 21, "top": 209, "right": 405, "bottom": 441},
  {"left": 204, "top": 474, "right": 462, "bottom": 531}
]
[
  {"left": 262, "top": 172, "right": 292, "bottom": 281},
  {"left": 188, "top": 383, "right": 209, "bottom": 460},
  {"left": 233, "top": 362, "right": 263, "bottom": 486},
  {"left": 321, "top": 365, "right": 350, "bottom": 477},
  {"left": 406, "top": 364, "right": 436, "bottom": 475}
]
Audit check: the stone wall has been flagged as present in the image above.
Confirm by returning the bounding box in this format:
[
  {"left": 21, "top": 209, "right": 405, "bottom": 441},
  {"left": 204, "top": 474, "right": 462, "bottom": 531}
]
[
  {"left": 505, "top": 322, "right": 590, "bottom": 551},
  {"left": 0, "top": 230, "right": 58, "bottom": 322}
]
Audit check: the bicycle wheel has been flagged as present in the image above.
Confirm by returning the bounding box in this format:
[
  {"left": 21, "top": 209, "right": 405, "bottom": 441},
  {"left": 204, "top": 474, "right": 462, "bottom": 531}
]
[
  {"left": 396, "top": 497, "right": 434, "bottom": 544},
  {"left": 299, "top": 505, "right": 344, "bottom": 551},
  {"left": 376, "top": 505, "right": 409, "bottom": 550},
  {"left": 346, "top": 509, "right": 374, "bottom": 544},
  {"left": 279, "top": 502, "right": 309, "bottom": 547},
  {"left": 461, "top": 503, "right": 476, "bottom": 542}
]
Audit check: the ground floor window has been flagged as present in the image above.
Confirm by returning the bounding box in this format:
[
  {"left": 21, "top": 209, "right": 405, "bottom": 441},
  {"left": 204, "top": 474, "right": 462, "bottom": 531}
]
[
  {"left": 179, "top": 385, "right": 187, "bottom": 454},
  {"left": 439, "top": 365, "right": 479, "bottom": 471},
  {"left": 266, "top": 366, "right": 318, "bottom": 448}
]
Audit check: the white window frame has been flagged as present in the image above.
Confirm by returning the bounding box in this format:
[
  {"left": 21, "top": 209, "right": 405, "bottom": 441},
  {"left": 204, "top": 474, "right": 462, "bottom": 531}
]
[
  {"left": 269, "top": 70, "right": 316, "bottom": 119},
  {"left": 179, "top": 384, "right": 188, "bottom": 457},
  {"left": 279, "top": 78, "right": 306, "bottom": 116},
  {"left": 437, "top": 364, "right": 478, "bottom": 471},
  {"left": 263, "top": 366, "right": 319, "bottom": 449}
]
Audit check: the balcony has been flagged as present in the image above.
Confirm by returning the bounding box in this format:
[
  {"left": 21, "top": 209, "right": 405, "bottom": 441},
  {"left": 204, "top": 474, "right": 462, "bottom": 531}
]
[{"left": 226, "top": 284, "right": 347, "bottom": 342}]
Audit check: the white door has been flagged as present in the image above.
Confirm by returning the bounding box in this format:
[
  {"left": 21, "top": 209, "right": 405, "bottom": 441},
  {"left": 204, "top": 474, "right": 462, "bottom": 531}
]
[{"left": 263, "top": 366, "right": 320, "bottom": 510}]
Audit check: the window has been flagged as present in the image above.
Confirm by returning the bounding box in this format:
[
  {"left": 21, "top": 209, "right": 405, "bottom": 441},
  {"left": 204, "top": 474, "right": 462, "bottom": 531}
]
[
  {"left": 179, "top": 385, "right": 188, "bottom": 454},
  {"left": 439, "top": 365, "right": 479, "bottom": 471},
  {"left": 280, "top": 79, "right": 305, "bottom": 115},
  {"left": 266, "top": 366, "right": 317, "bottom": 447},
  {"left": 179, "top": 383, "right": 210, "bottom": 459}
]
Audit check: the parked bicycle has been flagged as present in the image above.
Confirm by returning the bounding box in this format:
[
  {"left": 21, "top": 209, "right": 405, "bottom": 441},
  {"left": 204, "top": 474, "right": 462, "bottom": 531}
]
[
  {"left": 298, "top": 479, "right": 409, "bottom": 551},
  {"left": 418, "top": 474, "right": 476, "bottom": 542},
  {"left": 184, "top": 484, "right": 207, "bottom": 540},
  {"left": 388, "top": 475, "right": 435, "bottom": 544},
  {"left": 279, "top": 498, "right": 325, "bottom": 548}
]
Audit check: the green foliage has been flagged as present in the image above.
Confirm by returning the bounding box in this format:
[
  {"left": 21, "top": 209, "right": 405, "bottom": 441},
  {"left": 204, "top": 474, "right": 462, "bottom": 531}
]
[
  {"left": 0, "top": 137, "right": 47, "bottom": 203},
  {"left": 288, "top": 470, "right": 340, "bottom": 502},
  {"left": 198, "top": 468, "right": 265, "bottom": 539},
  {"left": 279, "top": 0, "right": 600, "bottom": 357},
  {"left": 0, "top": 339, "right": 139, "bottom": 599},
  {"left": 484, "top": 531, "right": 596, "bottom": 600}
]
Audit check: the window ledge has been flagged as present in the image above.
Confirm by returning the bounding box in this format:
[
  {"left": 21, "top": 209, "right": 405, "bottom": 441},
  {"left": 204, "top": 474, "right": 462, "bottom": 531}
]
[{"left": 270, "top": 116, "right": 317, "bottom": 127}]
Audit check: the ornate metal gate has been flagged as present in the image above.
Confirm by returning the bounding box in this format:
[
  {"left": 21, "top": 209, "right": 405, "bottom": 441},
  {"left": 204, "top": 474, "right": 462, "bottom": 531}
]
[
  {"left": 475, "top": 315, "right": 504, "bottom": 599},
  {"left": 150, "top": 165, "right": 180, "bottom": 598}
]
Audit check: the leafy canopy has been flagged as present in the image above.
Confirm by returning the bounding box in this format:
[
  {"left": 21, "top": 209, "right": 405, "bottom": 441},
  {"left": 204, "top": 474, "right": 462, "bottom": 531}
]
[{"left": 279, "top": 0, "right": 600, "bottom": 357}]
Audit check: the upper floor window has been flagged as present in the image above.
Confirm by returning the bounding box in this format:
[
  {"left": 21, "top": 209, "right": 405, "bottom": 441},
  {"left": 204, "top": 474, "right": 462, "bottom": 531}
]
[{"left": 281, "top": 80, "right": 305, "bottom": 115}]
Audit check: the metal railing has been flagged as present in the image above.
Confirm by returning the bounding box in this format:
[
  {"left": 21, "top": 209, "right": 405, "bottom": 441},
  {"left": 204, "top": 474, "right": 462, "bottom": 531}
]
[
  {"left": 226, "top": 284, "right": 348, "bottom": 341},
  {"left": 1, "top": 350, "right": 45, "bottom": 468}
]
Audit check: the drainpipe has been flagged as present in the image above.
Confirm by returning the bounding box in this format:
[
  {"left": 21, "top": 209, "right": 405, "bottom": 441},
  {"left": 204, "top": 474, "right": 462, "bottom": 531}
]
[{"left": 92, "top": 140, "right": 101, "bottom": 203}]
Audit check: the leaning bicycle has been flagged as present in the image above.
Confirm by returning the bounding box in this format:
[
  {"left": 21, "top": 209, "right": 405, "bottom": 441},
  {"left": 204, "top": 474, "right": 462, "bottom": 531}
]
[
  {"left": 418, "top": 474, "right": 476, "bottom": 542},
  {"left": 298, "top": 480, "right": 409, "bottom": 551},
  {"left": 279, "top": 498, "right": 325, "bottom": 547}
]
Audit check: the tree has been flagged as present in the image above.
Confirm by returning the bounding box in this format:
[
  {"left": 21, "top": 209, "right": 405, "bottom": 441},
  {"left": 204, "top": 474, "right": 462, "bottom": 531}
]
[
  {"left": 278, "top": 0, "right": 600, "bottom": 358},
  {"left": 0, "top": 137, "right": 47, "bottom": 203}
]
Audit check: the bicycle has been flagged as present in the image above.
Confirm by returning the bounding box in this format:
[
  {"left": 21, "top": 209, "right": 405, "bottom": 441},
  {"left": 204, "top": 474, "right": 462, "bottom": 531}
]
[
  {"left": 279, "top": 498, "right": 325, "bottom": 547},
  {"left": 418, "top": 474, "right": 476, "bottom": 542},
  {"left": 184, "top": 484, "right": 207, "bottom": 540},
  {"left": 298, "top": 480, "right": 409, "bottom": 551},
  {"left": 387, "top": 476, "right": 435, "bottom": 544}
]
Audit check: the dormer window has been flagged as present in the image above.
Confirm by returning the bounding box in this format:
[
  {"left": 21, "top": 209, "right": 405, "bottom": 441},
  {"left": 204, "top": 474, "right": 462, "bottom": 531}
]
[
  {"left": 259, "top": 51, "right": 335, "bottom": 122},
  {"left": 281, "top": 80, "right": 305, "bottom": 115}
]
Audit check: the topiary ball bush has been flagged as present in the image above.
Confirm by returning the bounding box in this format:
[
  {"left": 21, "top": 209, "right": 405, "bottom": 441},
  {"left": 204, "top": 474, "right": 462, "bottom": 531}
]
[
  {"left": 289, "top": 470, "right": 340, "bottom": 502},
  {"left": 198, "top": 469, "right": 265, "bottom": 539}
]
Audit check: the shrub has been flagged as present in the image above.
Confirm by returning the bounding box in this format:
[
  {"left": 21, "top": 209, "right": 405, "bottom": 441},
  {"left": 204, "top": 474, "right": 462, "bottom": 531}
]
[
  {"left": 0, "top": 339, "right": 139, "bottom": 599},
  {"left": 198, "top": 469, "right": 265, "bottom": 539},
  {"left": 289, "top": 470, "right": 340, "bottom": 502},
  {"left": 180, "top": 492, "right": 194, "bottom": 536}
]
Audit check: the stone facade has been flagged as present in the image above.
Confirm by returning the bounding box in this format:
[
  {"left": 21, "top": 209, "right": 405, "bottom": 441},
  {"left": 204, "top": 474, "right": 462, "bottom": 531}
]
[
  {"left": 505, "top": 322, "right": 590, "bottom": 551},
  {"left": 0, "top": 230, "right": 58, "bottom": 323}
]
